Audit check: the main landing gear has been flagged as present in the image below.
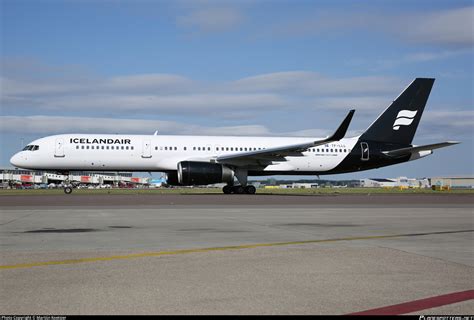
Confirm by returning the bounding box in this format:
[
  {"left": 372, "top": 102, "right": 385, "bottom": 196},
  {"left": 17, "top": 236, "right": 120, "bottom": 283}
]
[
  {"left": 222, "top": 168, "right": 255, "bottom": 194},
  {"left": 222, "top": 185, "right": 256, "bottom": 194}
]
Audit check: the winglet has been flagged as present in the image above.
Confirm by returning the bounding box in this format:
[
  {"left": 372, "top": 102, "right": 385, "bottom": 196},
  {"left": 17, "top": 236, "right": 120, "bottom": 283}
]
[{"left": 324, "top": 109, "right": 355, "bottom": 142}]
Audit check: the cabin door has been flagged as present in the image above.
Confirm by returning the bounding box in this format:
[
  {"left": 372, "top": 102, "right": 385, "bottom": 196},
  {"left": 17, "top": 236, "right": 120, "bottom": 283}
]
[
  {"left": 54, "top": 138, "right": 65, "bottom": 157},
  {"left": 360, "top": 142, "right": 369, "bottom": 161},
  {"left": 142, "top": 140, "right": 152, "bottom": 158}
]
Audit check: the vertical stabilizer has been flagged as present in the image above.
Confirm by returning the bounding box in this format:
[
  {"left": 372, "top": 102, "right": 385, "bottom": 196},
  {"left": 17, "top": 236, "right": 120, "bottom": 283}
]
[{"left": 359, "top": 78, "right": 435, "bottom": 145}]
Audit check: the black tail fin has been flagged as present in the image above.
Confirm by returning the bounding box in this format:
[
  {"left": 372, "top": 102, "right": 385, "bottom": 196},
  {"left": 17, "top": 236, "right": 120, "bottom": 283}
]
[{"left": 359, "top": 78, "right": 435, "bottom": 145}]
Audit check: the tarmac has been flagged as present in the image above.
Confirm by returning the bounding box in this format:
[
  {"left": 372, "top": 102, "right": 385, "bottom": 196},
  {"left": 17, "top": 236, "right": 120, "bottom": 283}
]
[{"left": 0, "top": 193, "right": 473, "bottom": 314}]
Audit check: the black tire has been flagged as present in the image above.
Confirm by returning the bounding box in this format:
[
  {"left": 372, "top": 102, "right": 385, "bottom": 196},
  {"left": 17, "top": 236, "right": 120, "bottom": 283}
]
[
  {"left": 223, "top": 185, "right": 233, "bottom": 194},
  {"left": 233, "top": 186, "right": 245, "bottom": 194},
  {"left": 64, "top": 187, "right": 73, "bottom": 194},
  {"left": 245, "top": 185, "right": 256, "bottom": 194}
]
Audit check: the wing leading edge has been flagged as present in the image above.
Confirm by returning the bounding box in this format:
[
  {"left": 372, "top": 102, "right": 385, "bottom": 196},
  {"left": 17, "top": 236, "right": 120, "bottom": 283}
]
[{"left": 215, "top": 110, "right": 355, "bottom": 166}]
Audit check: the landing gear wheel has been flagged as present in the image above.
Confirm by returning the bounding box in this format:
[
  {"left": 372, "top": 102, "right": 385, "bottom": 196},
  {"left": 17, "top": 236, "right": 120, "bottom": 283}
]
[
  {"left": 245, "top": 185, "right": 256, "bottom": 194},
  {"left": 64, "top": 187, "right": 73, "bottom": 194},
  {"left": 233, "top": 186, "right": 245, "bottom": 194},
  {"left": 223, "top": 185, "right": 233, "bottom": 194}
]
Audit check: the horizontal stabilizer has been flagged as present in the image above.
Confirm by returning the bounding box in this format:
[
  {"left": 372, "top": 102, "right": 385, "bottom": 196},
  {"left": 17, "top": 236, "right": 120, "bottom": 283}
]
[{"left": 382, "top": 141, "right": 460, "bottom": 157}]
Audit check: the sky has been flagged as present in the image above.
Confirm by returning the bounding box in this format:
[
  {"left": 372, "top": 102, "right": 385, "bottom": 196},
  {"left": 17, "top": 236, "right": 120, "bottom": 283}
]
[{"left": 1, "top": 0, "right": 473, "bottom": 180}]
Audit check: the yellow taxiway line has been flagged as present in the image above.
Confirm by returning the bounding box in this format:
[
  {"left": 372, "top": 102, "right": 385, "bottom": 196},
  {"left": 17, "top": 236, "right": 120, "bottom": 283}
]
[{"left": 1, "top": 230, "right": 471, "bottom": 270}]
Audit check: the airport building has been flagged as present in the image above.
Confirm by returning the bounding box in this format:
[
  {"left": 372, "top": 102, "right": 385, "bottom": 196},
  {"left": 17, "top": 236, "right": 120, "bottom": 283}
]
[
  {"left": 360, "top": 177, "right": 430, "bottom": 188},
  {"left": 429, "top": 176, "right": 474, "bottom": 189},
  {"left": 1, "top": 168, "right": 150, "bottom": 188},
  {"left": 360, "top": 176, "right": 474, "bottom": 189}
]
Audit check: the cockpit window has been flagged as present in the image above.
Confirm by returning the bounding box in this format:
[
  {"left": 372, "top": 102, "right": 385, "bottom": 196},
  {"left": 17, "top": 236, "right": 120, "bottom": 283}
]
[{"left": 22, "top": 145, "right": 39, "bottom": 151}]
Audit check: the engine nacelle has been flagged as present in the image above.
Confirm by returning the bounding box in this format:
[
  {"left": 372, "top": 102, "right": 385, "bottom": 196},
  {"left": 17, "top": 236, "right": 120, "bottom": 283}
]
[
  {"left": 177, "top": 161, "right": 234, "bottom": 186},
  {"left": 165, "top": 171, "right": 180, "bottom": 186}
]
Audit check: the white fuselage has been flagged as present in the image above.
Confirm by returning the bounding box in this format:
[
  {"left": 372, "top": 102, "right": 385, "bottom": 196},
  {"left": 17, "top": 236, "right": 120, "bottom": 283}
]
[{"left": 10, "top": 134, "right": 359, "bottom": 174}]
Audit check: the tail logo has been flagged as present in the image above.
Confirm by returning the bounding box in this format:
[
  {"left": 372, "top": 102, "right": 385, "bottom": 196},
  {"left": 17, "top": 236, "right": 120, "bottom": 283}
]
[{"left": 393, "top": 110, "right": 418, "bottom": 130}]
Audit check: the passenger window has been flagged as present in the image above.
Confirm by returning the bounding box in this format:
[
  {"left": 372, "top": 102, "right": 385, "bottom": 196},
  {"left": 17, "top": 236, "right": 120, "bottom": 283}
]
[
  {"left": 317, "top": 149, "right": 319, "bottom": 152},
  {"left": 76, "top": 145, "right": 79, "bottom": 149},
  {"left": 344, "top": 149, "right": 346, "bottom": 152},
  {"left": 165, "top": 147, "right": 168, "bottom": 150},
  {"left": 155, "top": 147, "right": 158, "bottom": 150},
  {"left": 198, "top": 147, "right": 200, "bottom": 151},
  {"left": 240, "top": 147, "right": 243, "bottom": 151},
  {"left": 101, "top": 146, "right": 104, "bottom": 150},
  {"left": 121, "top": 146, "right": 124, "bottom": 150},
  {"left": 106, "top": 146, "right": 109, "bottom": 150},
  {"left": 86, "top": 146, "right": 90, "bottom": 149},
  {"left": 81, "top": 146, "right": 85, "bottom": 149},
  {"left": 174, "top": 147, "right": 177, "bottom": 150},
  {"left": 193, "top": 147, "right": 196, "bottom": 150},
  {"left": 184, "top": 147, "right": 187, "bottom": 151},
  {"left": 126, "top": 146, "right": 129, "bottom": 150},
  {"left": 131, "top": 146, "right": 134, "bottom": 150}
]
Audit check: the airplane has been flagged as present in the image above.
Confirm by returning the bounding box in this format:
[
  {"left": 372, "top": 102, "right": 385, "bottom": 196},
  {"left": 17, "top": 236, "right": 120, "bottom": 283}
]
[{"left": 10, "top": 78, "right": 459, "bottom": 194}]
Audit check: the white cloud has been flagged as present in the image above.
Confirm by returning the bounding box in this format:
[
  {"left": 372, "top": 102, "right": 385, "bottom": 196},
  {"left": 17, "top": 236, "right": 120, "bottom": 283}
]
[
  {"left": 37, "top": 93, "right": 289, "bottom": 113},
  {"left": 267, "top": 6, "right": 474, "bottom": 47},
  {"left": 0, "top": 115, "right": 354, "bottom": 138},
  {"left": 368, "top": 49, "right": 472, "bottom": 71},
  {"left": 105, "top": 74, "right": 195, "bottom": 93},
  {"left": 1, "top": 60, "right": 403, "bottom": 118},
  {"left": 177, "top": 7, "right": 243, "bottom": 33},
  {"left": 231, "top": 72, "right": 400, "bottom": 96},
  {"left": 399, "top": 7, "right": 474, "bottom": 47},
  {"left": 422, "top": 110, "right": 474, "bottom": 129},
  {"left": 312, "top": 96, "right": 391, "bottom": 112},
  {"left": 0, "top": 115, "right": 271, "bottom": 136}
]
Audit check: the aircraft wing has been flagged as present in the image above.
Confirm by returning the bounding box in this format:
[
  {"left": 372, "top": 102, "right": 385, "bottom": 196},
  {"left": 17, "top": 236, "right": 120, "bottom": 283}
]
[
  {"left": 382, "top": 141, "right": 460, "bottom": 157},
  {"left": 215, "top": 110, "right": 355, "bottom": 166}
]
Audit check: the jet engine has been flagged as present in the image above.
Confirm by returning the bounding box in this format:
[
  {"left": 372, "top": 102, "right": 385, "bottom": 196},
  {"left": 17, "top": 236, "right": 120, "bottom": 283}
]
[
  {"left": 165, "top": 171, "right": 180, "bottom": 186},
  {"left": 177, "top": 161, "right": 234, "bottom": 186}
]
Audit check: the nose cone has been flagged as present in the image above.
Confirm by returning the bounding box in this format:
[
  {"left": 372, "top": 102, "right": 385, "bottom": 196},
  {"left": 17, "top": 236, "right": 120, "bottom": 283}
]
[{"left": 10, "top": 153, "right": 25, "bottom": 168}]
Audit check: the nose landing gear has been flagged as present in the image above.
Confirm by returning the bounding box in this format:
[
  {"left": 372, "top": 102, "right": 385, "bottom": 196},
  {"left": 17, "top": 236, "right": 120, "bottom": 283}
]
[{"left": 63, "top": 179, "right": 80, "bottom": 194}]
